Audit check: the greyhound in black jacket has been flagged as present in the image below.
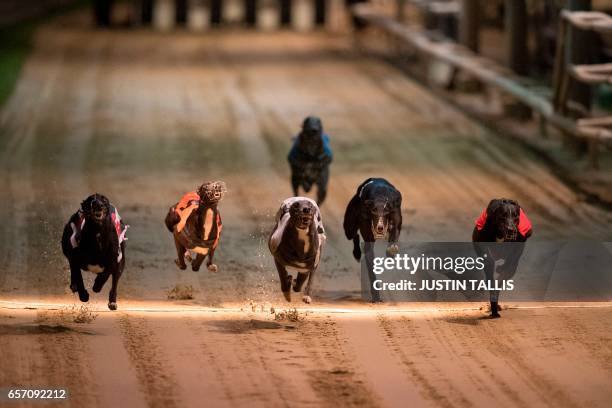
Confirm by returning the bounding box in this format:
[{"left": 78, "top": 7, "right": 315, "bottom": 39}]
[
  {"left": 61, "top": 194, "right": 127, "bottom": 310},
  {"left": 269, "top": 197, "right": 326, "bottom": 304},
  {"left": 343, "top": 178, "right": 402, "bottom": 302},
  {"left": 288, "top": 116, "right": 333, "bottom": 205},
  {"left": 472, "top": 198, "right": 533, "bottom": 318}
]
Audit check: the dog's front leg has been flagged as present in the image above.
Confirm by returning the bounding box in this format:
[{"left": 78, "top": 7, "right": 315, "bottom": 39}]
[
  {"left": 483, "top": 252, "right": 500, "bottom": 318},
  {"left": 302, "top": 268, "right": 316, "bottom": 304},
  {"left": 206, "top": 247, "right": 218, "bottom": 272},
  {"left": 352, "top": 235, "right": 361, "bottom": 261},
  {"left": 173, "top": 235, "right": 187, "bottom": 270},
  {"left": 108, "top": 266, "right": 120, "bottom": 311},
  {"left": 69, "top": 258, "right": 89, "bottom": 302},
  {"left": 274, "top": 258, "right": 292, "bottom": 302},
  {"left": 363, "top": 241, "right": 381, "bottom": 303},
  {"left": 386, "top": 211, "right": 402, "bottom": 257}
]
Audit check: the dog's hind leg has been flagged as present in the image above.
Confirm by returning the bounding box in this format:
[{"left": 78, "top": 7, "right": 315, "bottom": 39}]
[
  {"left": 93, "top": 271, "right": 111, "bottom": 293},
  {"left": 274, "top": 259, "right": 292, "bottom": 302},
  {"left": 293, "top": 272, "right": 308, "bottom": 292},
  {"left": 206, "top": 247, "right": 218, "bottom": 272},
  {"left": 173, "top": 237, "right": 187, "bottom": 270},
  {"left": 192, "top": 254, "right": 205, "bottom": 272},
  {"left": 69, "top": 259, "right": 89, "bottom": 302},
  {"left": 316, "top": 167, "right": 329, "bottom": 205}
]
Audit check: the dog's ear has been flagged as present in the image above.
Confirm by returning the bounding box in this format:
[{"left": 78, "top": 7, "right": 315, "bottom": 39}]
[
  {"left": 98, "top": 194, "right": 111, "bottom": 210},
  {"left": 81, "top": 194, "right": 96, "bottom": 213},
  {"left": 80, "top": 197, "right": 90, "bottom": 212},
  {"left": 391, "top": 191, "right": 402, "bottom": 208},
  {"left": 486, "top": 199, "right": 502, "bottom": 216}
]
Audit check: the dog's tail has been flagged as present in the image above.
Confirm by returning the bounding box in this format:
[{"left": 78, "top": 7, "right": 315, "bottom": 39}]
[
  {"left": 164, "top": 205, "right": 179, "bottom": 233},
  {"left": 343, "top": 194, "right": 361, "bottom": 240}
]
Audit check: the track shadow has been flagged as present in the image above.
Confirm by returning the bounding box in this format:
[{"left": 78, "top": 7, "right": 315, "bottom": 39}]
[
  {"left": 0, "top": 324, "right": 95, "bottom": 336},
  {"left": 207, "top": 319, "right": 295, "bottom": 334},
  {"left": 444, "top": 317, "right": 481, "bottom": 326}
]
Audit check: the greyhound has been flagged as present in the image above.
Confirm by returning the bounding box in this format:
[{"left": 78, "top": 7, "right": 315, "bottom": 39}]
[
  {"left": 472, "top": 198, "right": 533, "bottom": 318},
  {"left": 343, "top": 178, "right": 402, "bottom": 302},
  {"left": 269, "top": 197, "right": 326, "bottom": 304},
  {"left": 61, "top": 193, "right": 128, "bottom": 311}
]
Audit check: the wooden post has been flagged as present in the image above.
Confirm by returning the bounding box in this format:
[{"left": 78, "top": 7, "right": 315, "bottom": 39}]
[
  {"left": 396, "top": 0, "right": 406, "bottom": 23},
  {"left": 223, "top": 0, "right": 245, "bottom": 24},
  {"left": 326, "top": 0, "right": 348, "bottom": 32},
  {"left": 153, "top": 0, "right": 175, "bottom": 31},
  {"left": 505, "top": 0, "right": 529, "bottom": 75},
  {"left": 188, "top": 0, "right": 210, "bottom": 30},
  {"left": 257, "top": 0, "right": 280, "bottom": 30},
  {"left": 293, "top": 0, "right": 315, "bottom": 31},
  {"left": 140, "top": 0, "right": 153, "bottom": 24},
  {"left": 566, "top": 0, "right": 593, "bottom": 113},
  {"left": 459, "top": 0, "right": 479, "bottom": 52},
  {"left": 504, "top": 0, "right": 531, "bottom": 118}
]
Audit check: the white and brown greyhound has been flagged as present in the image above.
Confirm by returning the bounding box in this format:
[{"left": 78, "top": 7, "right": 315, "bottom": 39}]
[{"left": 269, "top": 197, "right": 326, "bottom": 304}]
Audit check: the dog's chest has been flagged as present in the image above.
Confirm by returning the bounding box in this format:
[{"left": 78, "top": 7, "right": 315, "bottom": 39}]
[
  {"left": 279, "top": 228, "right": 314, "bottom": 264},
  {"left": 297, "top": 228, "right": 310, "bottom": 254},
  {"left": 84, "top": 264, "right": 105, "bottom": 274}
]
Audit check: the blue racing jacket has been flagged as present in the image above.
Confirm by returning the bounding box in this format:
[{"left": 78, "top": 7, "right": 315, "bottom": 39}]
[{"left": 288, "top": 134, "right": 333, "bottom": 166}]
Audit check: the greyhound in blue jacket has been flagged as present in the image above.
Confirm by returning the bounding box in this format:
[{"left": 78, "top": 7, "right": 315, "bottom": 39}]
[{"left": 288, "top": 116, "right": 333, "bottom": 205}]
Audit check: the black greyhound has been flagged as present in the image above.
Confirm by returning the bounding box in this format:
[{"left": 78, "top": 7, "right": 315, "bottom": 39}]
[
  {"left": 165, "top": 181, "right": 226, "bottom": 272},
  {"left": 269, "top": 197, "right": 326, "bottom": 304},
  {"left": 288, "top": 116, "right": 333, "bottom": 205},
  {"left": 472, "top": 198, "right": 533, "bottom": 318},
  {"left": 61, "top": 193, "right": 127, "bottom": 310},
  {"left": 343, "top": 178, "right": 402, "bottom": 302}
]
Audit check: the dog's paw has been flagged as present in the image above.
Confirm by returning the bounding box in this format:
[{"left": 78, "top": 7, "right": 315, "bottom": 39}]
[
  {"left": 192, "top": 265, "right": 200, "bottom": 272},
  {"left": 352, "top": 248, "right": 361, "bottom": 261},
  {"left": 108, "top": 302, "right": 117, "bottom": 311},
  {"left": 78, "top": 290, "right": 89, "bottom": 303},
  {"left": 386, "top": 244, "right": 399, "bottom": 257},
  {"left": 174, "top": 259, "right": 187, "bottom": 270},
  {"left": 282, "top": 290, "right": 291, "bottom": 302},
  {"left": 92, "top": 281, "right": 103, "bottom": 293},
  {"left": 207, "top": 264, "right": 218, "bottom": 273},
  {"left": 70, "top": 283, "right": 78, "bottom": 293},
  {"left": 302, "top": 295, "right": 312, "bottom": 304}
]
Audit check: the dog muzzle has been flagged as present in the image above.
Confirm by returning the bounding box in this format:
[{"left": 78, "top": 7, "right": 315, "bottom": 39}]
[
  {"left": 504, "top": 227, "right": 518, "bottom": 241},
  {"left": 92, "top": 210, "right": 107, "bottom": 224},
  {"left": 372, "top": 218, "right": 388, "bottom": 239}
]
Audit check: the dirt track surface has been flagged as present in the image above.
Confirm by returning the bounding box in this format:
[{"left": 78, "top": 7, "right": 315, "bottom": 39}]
[{"left": 1, "top": 10, "right": 611, "bottom": 408}]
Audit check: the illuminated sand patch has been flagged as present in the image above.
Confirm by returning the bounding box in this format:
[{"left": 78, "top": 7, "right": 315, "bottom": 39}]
[{"left": 1, "top": 298, "right": 611, "bottom": 315}]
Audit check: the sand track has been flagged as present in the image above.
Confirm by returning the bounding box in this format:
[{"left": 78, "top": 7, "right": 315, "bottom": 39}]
[{"left": 1, "top": 9, "right": 611, "bottom": 407}]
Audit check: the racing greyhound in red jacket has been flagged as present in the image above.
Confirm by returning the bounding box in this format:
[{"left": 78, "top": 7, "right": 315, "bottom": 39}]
[
  {"left": 472, "top": 198, "right": 533, "bottom": 318},
  {"left": 165, "top": 181, "right": 226, "bottom": 272}
]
